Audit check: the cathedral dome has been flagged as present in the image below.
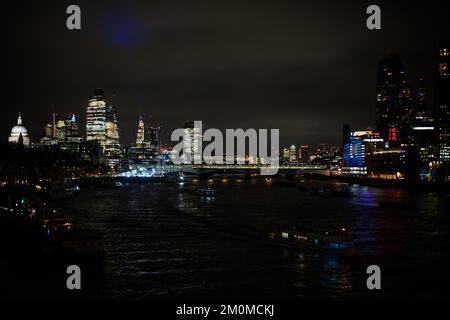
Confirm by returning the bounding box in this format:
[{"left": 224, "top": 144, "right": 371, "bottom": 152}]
[
  {"left": 10, "top": 124, "right": 28, "bottom": 136},
  {"left": 9, "top": 113, "right": 30, "bottom": 147},
  {"left": 10, "top": 113, "right": 28, "bottom": 135}
]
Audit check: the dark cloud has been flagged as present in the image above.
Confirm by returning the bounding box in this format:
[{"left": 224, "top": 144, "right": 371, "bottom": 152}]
[{"left": 2, "top": 0, "right": 449, "bottom": 147}]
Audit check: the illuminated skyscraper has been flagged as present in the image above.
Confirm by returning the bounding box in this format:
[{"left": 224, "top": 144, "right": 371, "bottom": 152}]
[
  {"left": 299, "top": 145, "right": 310, "bottom": 164},
  {"left": 288, "top": 145, "right": 297, "bottom": 163},
  {"left": 434, "top": 41, "right": 450, "bottom": 162},
  {"left": 63, "top": 113, "right": 83, "bottom": 153},
  {"left": 86, "top": 89, "right": 121, "bottom": 168},
  {"left": 181, "top": 121, "right": 202, "bottom": 164},
  {"left": 56, "top": 120, "right": 66, "bottom": 142},
  {"left": 376, "top": 53, "right": 414, "bottom": 147},
  {"left": 282, "top": 148, "right": 290, "bottom": 163},
  {"left": 104, "top": 106, "right": 120, "bottom": 154},
  {"left": 40, "top": 113, "right": 82, "bottom": 150},
  {"left": 65, "top": 113, "right": 79, "bottom": 138},
  {"left": 136, "top": 116, "right": 146, "bottom": 147},
  {"left": 86, "top": 89, "right": 107, "bottom": 145},
  {"left": 136, "top": 115, "right": 161, "bottom": 154},
  {"left": 410, "top": 78, "right": 435, "bottom": 162}
]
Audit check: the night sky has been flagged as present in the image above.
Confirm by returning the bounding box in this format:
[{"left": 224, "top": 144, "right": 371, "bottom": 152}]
[{"left": 3, "top": 0, "right": 449, "bottom": 147}]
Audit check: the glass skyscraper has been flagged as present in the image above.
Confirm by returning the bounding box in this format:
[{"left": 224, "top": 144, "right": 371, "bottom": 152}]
[
  {"left": 375, "top": 53, "right": 414, "bottom": 147},
  {"left": 86, "top": 89, "right": 121, "bottom": 168}
]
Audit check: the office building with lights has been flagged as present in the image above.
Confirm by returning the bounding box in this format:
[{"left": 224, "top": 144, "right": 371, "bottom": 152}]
[
  {"left": 299, "top": 145, "right": 310, "bottom": 164},
  {"left": 288, "top": 145, "right": 297, "bottom": 163},
  {"left": 86, "top": 89, "right": 121, "bottom": 168},
  {"left": 342, "top": 130, "right": 384, "bottom": 176},
  {"left": 127, "top": 116, "right": 161, "bottom": 167},
  {"left": 434, "top": 41, "right": 450, "bottom": 163},
  {"left": 180, "top": 121, "right": 203, "bottom": 164},
  {"left": 376, "top": 53, "right": 414, "bottom": 147}
]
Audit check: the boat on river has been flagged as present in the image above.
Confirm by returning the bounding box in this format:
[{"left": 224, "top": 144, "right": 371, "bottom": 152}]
[
  {"left": 270, "top": 225, "right": 360, "bottom": 256},
  {"left": 197, "top": 187, "right": 216, "bottom": 197}
]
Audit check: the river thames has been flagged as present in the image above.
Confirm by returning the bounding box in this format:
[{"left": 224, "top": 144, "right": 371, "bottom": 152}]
[{"left": 50, "top": 177, "right": 450, "bottom": 299}]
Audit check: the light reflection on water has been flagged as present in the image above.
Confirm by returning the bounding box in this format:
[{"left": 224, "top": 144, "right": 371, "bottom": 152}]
[{"left": 59, "top": 177, "right": 450, "bottom": 299}]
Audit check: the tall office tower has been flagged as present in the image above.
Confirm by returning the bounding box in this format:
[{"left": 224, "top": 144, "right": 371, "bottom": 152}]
[
  {"left": 104, "top": 106, "right": 121, "bottom": 160},
  {"left": 148, "top": 126, "right": 161, "bottom": 154},
  {"left": 343, "top": 124, "right": 351, "bottom": 147},
  {"left": 136, "top": 115, "right": 161, "bottom": 153},
  {"left": 411, "top": 78, "right": 435, "bottom": 162},
  {"left": 136, "top": 116, "right": 146, "bottom": 147},
  {"left": 86, "top": 89, "right": 121, "bottom": 167},
  {"left": 51, "top": 113, "right": 58, "bottom": 139},
  {"left": 40, "top": 113, "right": 60, "bottom": 146},
  {"left": 86, "top": 89, "right": 107, "bottom": 146},
  {"left": 56, "top": 120, "right": 66, "bottom": 142},
  {"left": 282, "top": 148, "right": 290, "bottom": 162},
  {"left": 181, "top": 121, "right": 202, "bottom": 164},
  {"left": 299, "top": 145, "right": 310, "bottom": 164},
  {"left": 416, "top": 78, "right": 428, "bottom": 113},
  {"left": 65, "top": 113, "right": 79, "bottom": 137},
  {"left": 63, "top": 113, "right": 83, "bottom": 153},
  {"left": 288, "top": 145, "right": 297, "bottom": 163},
  {"left": 376, "top": 53, "right": 414, "bottom": 147},
  {"left": 434, "top": 41, "right": 450, "bottom": 162},
  {"left": 45, "top": 123, "right": 53, "bottom": 139}
]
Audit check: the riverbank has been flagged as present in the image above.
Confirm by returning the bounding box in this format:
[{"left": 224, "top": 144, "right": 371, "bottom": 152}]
[{"left": 301, "top": 173, "right": 450, "bottom": 193}]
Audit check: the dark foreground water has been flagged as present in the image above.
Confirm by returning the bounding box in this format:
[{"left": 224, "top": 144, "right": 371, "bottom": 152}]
[
  {"left": 5, "top": 177, "right": 449, "bottom": 300},
  {"left": 50, "top": 177, "right": 450, "bottom": 300}
]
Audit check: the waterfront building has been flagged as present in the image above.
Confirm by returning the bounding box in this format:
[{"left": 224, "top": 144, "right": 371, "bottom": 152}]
[
  {"left": 434, "top": 41, "right": 450, "bottom": 162},
  {"left": 365, "top": 149, "right": 406, "bottom": 179},
  {"left": 8, "top": 113, "right": 30, "bottom": 147},
  {"left": 342, "top": 130, "right": 384, "bottom": 176}
]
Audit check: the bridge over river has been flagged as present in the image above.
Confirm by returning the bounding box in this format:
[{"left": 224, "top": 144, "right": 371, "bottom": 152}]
[{"left": 114, "top": 164, "right": 330, "bottom": 180}]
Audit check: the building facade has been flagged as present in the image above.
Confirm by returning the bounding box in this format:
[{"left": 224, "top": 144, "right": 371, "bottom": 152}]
[
  {"left": 8, "top": 113, "right": 30, "bottom": 147},
  {"left": 434, "top": 41, "right": 450, "bottom": 163},
  {"left": 376, "top": 53, "right": 414, "bottom": 147},
  {"left": 86, "top": 89, "right": 121, "bottom": 168}
]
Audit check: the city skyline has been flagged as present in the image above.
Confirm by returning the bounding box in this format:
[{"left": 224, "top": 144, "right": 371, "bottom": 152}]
[
  {"left": 2, "top": 1, "right": 450, "bottom": 304},
  {"left": 5, "top": 38, "right": 448, "bottom": 155},
  {"left": 3, "top": 1, "right": 450, "bottom": 147}
]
